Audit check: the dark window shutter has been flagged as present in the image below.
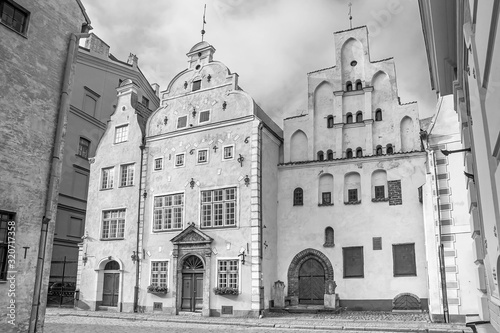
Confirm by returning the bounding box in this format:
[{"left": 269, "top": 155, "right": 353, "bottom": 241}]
[
  {"left": 373, "top": 237, "right": 382, "bottom": 250},
  {"left": 343, "top": 247, "right": 364, "bottom": 278},
  {"left": 393, "top": 243, "right": 416, "bottom": 276}
]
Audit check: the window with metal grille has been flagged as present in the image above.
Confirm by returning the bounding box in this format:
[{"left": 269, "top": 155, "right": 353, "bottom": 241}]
[
  {"left": 293, "top": 188, "right": 303, "bottom": 206},
  {"left": 192, "top": 80, "right": 202, "bottom": 91},
  {"left": 201, "top": 187, "right": 236, "bottom": 228},
  {"left": 199, "top": 110, "right": 210, "bottom": 123},
  {"left": 177, "top": 115, "right": 187, "bottom": 129},
  {"left": 343, "top": 246, "right": 364, "bottom": 278},
  {"left": 322, "top": 192, "right": 331, "bottom": 204},
  {"left": 114, "top": 125, "right": 128, "bottom": 143},
  {"left": 218, "top": 259, "right": 239, "bottom": 289},
  {"left": 197, "top": 149, "right": 208, "bottom": 164},
  {"left": 101, "top": 209, "right": 125, "bottom": 239},
  {"left": 393, "top": 243, "right": 416, "bottom": 276},
  {"left": 153, "top": 193, "right": 184, "bottom": 231},
  {"left": 78, "top": 137, "right": 90, "bottom": 158},
  {"left": 223, "top": 145, "right": 234, "bottom": 160},
  {"left": 0, "top": 211, "right": 15, "bottom": 280},
  {"left": 120, "top": 164, "right": 134, "bottom": 187},
  {"left": 101, "top": 167, "right": 114, "bottom": 189},
  {"left": 151, "top": 261, "right": 168, "bottom": 287},
  {"left": 175, "top": 153, "right": 185, "bottom": 167},
  {"left": 154, "top": 158, "right": 163, "bottom": 171},
  {"left": 348, "top": 189, "right": 358, "bottom": 202},
  {"left": 0, "top": 1, "right": 29, "bottom": 34},
  {"left": 374, "top": 186, "right": 385, "bottom": 199}
]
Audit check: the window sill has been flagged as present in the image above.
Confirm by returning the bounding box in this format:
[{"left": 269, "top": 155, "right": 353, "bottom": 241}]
[
  {"left": 318, "top": 203, "right": 334, "bottom": 206},
  {"left": 152, "top": 229, "right": 182, "bottom": 233},
  {"left": 200, "top": 225, "right": 237, "bottom": 230},
  {"left": 323, "top": 243, "right": 335, "bottom": 248},
  {"left": 372, "top": 197, "right": 389, "bottom": 202},
  {"left": 100, "top": 188, "right": 114, "bottom": 191},
  {"left": 344, "top": 200, "right": 361, "bottom": 205},
  {"left": 119, "top": 185, "right": 134, "bottom": 188},
  {"left": 113, "top": 141, "right": 128, "bottom": 145},
  {"left": 394, "top": 274, "right": 417, "bottom": 277},
  {"left": 343, "top": 275, "right": 364, "bottom": 279},
  {"left": 100, "top": 238, "right": 124, "bottom": 241}
]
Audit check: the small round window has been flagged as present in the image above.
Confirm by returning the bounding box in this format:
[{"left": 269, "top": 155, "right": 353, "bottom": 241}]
[
  {"left": 195, "top": 64, "right": 201, "bottom": 70},
  {"left": 350, "top": 60, "right": 357, "bottom": 67}
]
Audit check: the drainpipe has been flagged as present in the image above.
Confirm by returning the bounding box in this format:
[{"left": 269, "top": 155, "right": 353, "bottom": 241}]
[
  {"left": 258, "top": 121, "right": 264, "bottom": 315},
  {"left": 29, "top": 31, "right": 90, "bottom": 333},
  {"left": 134, "top": 143, "right": 145, "bottom": 312}
]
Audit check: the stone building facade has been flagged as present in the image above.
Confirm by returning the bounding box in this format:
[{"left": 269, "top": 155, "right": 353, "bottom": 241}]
[{"left": 0, "top": 0, "right": 90, "bottom": 331}]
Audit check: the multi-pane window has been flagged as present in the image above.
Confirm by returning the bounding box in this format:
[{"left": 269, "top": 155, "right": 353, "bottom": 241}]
[
  {"left": 322, "top": 192, "right": 331, "bottom": 204},
  {"left": 101, "top": 167, "right": 114, "bottom": 189},
  {"left": 175, "top": 153, "right": 185, "bottom": 167},
  {"left": 177, "top": 116, "right": 187, "bottom": 129},
  {"left": 153, "top": 193, "right": 184, "bottom": 231},
  {"left": 348, "top": 189, "right": 358, "bottom": 202},
  {"left": 0, "top": 211, "right": 15, "bottom": 281},
  {"left": 343, "top": 246, "right": 364, "bottom": 278},
  {"left": 374, "top": 185, "right": 385, "bottom": 199},
  {"left": 142, "top": 96, "right": 149, "bottom": 109},
  {"left": 197, "top": 149, "right": 208, "bottom": 164},
  {"left": 0, "top": 1, "right": 28, "bottom": 34},
  {"left": 154, "top": 158, "right": 163, "bottom": 171},
  {"left": 201, "top": 187, "right": 236, "bottom": 228},
  {"left": 393, "top": 243, "right": 416, "bottom": 276},
  {"left": 223, "top": 146, "right": 234, "bottom": 160},
  {"left": 101, "top": 209, "right": 125, "bottom": 239},
  {"left": 192, "top": 80, "right": 202, "bottom": 91},
  {"left": 217, "top": 259, "right": 239, "bottom": 289},
  {"left": 114, "top": 125, "right": 128, "bottom": 143},
  {"left": 120, "top": 164, "right": 134, "bottom": 187},
  {"left": 78, "top": 137, "right": 90, "bottom": 158},
  {"left": 199, "top": 110, "right": 210, "bottom": 123},
  {"left": 293, "top": 188, "right": 303, "bottom": 206},
  {"left": 151, "top": 261, "right": 168, "bottom": 287}
]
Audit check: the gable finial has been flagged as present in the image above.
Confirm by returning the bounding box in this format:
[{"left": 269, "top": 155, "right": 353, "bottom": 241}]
[
  {"left": 201, "top": 4, "right": 207, "bottom": 41},
  {"left": 348, "top": 2, "right": 353, "bottom": 29}
]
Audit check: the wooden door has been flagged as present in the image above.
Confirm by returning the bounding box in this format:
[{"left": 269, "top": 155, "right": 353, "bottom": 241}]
[
  {"left": 299, "top": 258, "right": 324, "bottom": 304},
  {"left": 102, "top": 273, "right": 119, "bottom": 306},
  {"left": 181, "top": 273, "right": 203, "bottom": 311}
]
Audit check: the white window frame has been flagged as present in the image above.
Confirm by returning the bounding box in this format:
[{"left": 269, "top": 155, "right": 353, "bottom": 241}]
[
  {"left": 149, "top": 260, "right": 169, "bottom": 288},
  {"left": 101, "top": 167, "right": 114, "bottom": 190},
  {"left": 174, "top": 153, "right": 185, "bottom": 168},
  {"left": 114, "top": 124, "right": 129, "bottom": 144},
  {"left": 154, "top": 157, "right": 163, "bottom": 171},
  {"left": 215, "top": 258, "right": 241, "bottom": 292},
  {"left": 198, "top": 110, "right": 210, "bottom": 124},
  {"left": 101, "top": 209, "right": 126, "bottom": 240},
  {"left": 199, "top": 186, "right": 237, "bottom": 228},
  {"left": 120, "top": 163, "right": 134, "bottom": 187},
  {"left": 197, "top": 149, "right": 209, "bottom": 164},
  {"left": 176, "top": 115, "right": 188, "bottom": 129},
  {"left": 222, "top": 144, "right": 235, "bottom": 161},
  {"left": 152, "top": 192, "right": 185, "bottom": 232}
]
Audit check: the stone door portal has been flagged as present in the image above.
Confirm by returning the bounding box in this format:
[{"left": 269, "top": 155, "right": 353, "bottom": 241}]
[
  {"left": 298, "top": 258, "right": 325, "bottom": 304},
  {"left": 180, "top": 255, "right": 204, "bottom": 312},
  {"left": 102, "top": 260, "right": 120, "bottom": 307}
]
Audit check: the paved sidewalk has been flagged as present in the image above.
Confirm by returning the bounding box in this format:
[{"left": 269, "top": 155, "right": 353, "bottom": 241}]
[{"left": 45, "top": 307, "right": 472, "bottom": 333}]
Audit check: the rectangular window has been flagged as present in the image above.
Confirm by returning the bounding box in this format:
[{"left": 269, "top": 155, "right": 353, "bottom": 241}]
[
  {"left": 177, "top": 115, "right": 187, "bottom": 129},
  {"left": 374, "top": 186, "right": 385, "bottom": 199},
  {"left": 154, "top": 158, "right": 163, "bottom": 171},
  {"left": 120, "top": 164, "right": 134, "bottom": 187},
  {"left": 348, "top": 189, "right": 358, "bottom": 202},
  {"left": 142, "top": 96, "right": 149, "bottom": 109},
  {"left": 197, "top": 149, "right": 208, "bottom": 164},
  {"left": 175, "top": 153, "right": 185, "bottom": 167},
  {"left": 223, "top": 145, "right": 234, "bottom": 160},
  {"left": 192, "top": 80, "right": 201, "bottom": 91},
  {"left": 150, "top": 261, "right": 168, "bottom": 287},
  {"left": 199, "top": 110, "right": 210, "bottom": 123},
  {"left": 343, "top": 246, "right": 364, "bottom": 278},
  {"left": 77, "top": 137, "right": 90, "bottom": 159},
  {"left": 101, "top": 167, "right": 114, "bottom": 189},
  {"left": 0, "top": 0, "right": 29, "bottom": 34},
  {"left": 114, "top": 125, "right": 128, "bottom": 143},
  {"left": 322, "top": 192, "right": 331, "bottom": 204},
  {"left": 373, "top": 237, "right": 382, "bottom": 250},
  {"left": 0, "top": 211, "right": 15, "bottom": 280},
  {"left": 217, "top": 259, "right": 239, "bottom": 289},
  {"left": 153, "top": 193, "right": 184, "bottom": 231},
  {"left": 101, "top": 209, "right": 125, "bottom": 239},
  {"left": 393, "top": 243, "right": 416, "bottom": 276},
  {"left": 201, "top": 187, "right": 237, "bottom": 228}
]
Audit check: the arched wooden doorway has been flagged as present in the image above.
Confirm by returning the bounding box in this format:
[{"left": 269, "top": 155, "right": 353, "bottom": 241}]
[
  {"left": 181, "top": 255, "right": 204, "bottom": 312},
  {"left": 299, "top": 258, "right": 325, "bottom": 304},
  {"left": 102, "top": 260, "right": 120, "bottom": 307}
]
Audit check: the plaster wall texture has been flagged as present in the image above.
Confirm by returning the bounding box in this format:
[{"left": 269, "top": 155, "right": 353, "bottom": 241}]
[
  {"left": 277, "top": 154, "right": 428, "bottom": 302},
  {"left": 0, "top": 0, "right": 86, "bottom": 331}
]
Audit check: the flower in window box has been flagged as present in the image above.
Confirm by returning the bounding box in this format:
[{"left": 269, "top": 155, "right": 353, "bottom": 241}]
[
  {"left": 147, "top": 284, "right": 168, "bottom": 294},
  {"left": 213, "top": 287, "right": 239, "bottom": 295}
]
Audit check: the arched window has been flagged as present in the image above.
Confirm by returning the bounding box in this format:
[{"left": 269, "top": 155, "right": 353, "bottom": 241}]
[
  {"left": 324, "top": 227, "right": 334, "bottom": 247},
  {"left": 376, "top": 145, "right": 383, "bottom": 156},
  {"left": 346, "top": 81, "right": 353, "bottom": 91},
  {"left": 346, "top": 113, "right": 353, "bottom": 124},
  {"left": 327, "top": 149, "right": 334, "bottom": 160},
  {"left": 356, "top": 111, "right": 363, "bottom": 123},
  {"left": 371, "top": 170, "right": 388, "bottom": 201},
  {"left": 327, "top": 116, "right": 334, "bottom": 128},
  {"left": 319, "top": 173, "right": 334, "bottom": 205},
  {"left": 105, "top": 261, "right": 120, "bottom": 270},
  {"left": 317, "top": 151, "right": 324, "bottom": 161},
  {"left": 355, "top": 80, "right": 362, "bottom": 90},
  {"left": 356, "top": 147, "right": 363, "bottom": 157},
  {"left": 375, "top": 109, "right": 382, "bottom": 121},
  {"left": 387, "top": 144, "right": 394, "bottom": 154},
  {"left": 344, "top": 172, "right": 361, "bottom": 204},
  {"left": 293, "top": 188, "right": 303, "bottom": 206},
  {"left": 346, "top": 149, "right": 353, "bottom": 159}
]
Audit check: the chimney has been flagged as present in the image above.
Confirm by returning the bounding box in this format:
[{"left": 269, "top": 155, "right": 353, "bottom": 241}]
[{"left": 84, "top": 33, "right": 110, "bottom": 60}]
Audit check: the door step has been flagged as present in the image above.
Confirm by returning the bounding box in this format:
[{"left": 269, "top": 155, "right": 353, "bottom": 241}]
[
  {"left": 178, "top": 311, "right": 202, "bottom": 316},
  {"left": 98, "top": 306, "right": 119, "bottom": 312}
]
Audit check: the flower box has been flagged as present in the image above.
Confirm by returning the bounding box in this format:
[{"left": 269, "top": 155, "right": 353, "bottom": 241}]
[
  {"left": 147, "top": 284, "right": 168, "bottom": 295},
  {"left": 213, "top": 287, "right": 239, "bottom": 295}
]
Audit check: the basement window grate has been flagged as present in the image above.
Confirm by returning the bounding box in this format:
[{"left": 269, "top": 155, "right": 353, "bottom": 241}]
[
  {"left": 153, "top": 302, "right": 163, "bottom": 311},
  {"left": 221, "top": 306, "right": 233, "bottom": 315}
]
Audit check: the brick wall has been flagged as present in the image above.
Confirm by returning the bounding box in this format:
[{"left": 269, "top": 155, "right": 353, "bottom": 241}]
[{"left": 388, "top": 180, "right": 402, "bottom": 205}]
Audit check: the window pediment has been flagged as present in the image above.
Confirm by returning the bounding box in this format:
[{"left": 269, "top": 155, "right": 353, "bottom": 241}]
[{"left": 170, "top": 224, "right": 213, "bottom": 245}]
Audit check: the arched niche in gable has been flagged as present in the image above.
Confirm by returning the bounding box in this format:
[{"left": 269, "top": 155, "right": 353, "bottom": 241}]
[
  {"left": 290, "top": 130, "right": 308, "bottom": 162},
  {"left": 341, "top": 38, "right": 365, "bottom": 88},
  {"left": 400, "top": 116, "right": 415, "bottom": 152},
  {"left": 371, "top": 71, "right": 392, "bottom": 112}
]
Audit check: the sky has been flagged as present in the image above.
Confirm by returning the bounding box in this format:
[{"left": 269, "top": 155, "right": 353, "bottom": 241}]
[{"left": 81, "top": 0, "right": 437, "bottom": 125}]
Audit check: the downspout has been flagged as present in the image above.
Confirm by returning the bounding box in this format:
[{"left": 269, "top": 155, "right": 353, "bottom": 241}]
[
  {"left": 258, "top": 121, "right": 264, "bottom": 315},
  {"left": 134, "top": 143, "right": 145, "bottom": 312},
  {"left": 30, "top": 31, "right": 90, "bottom": 333}
]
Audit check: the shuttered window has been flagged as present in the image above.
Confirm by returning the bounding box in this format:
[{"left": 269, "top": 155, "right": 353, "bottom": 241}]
[
  {"left": 343, "top": 246, "right": 363, "bottom": 278},
  {"left": 393, "top": 243, "right": 416, "bottom": 276}
]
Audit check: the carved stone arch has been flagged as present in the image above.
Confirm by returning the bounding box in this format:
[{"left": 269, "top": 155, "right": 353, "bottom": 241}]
[
  {"left": 392, "top": 292, "right": 422, "bottom": 310},
  {"left": 287, "top": 248, "right": 334, "bottom": 299}
]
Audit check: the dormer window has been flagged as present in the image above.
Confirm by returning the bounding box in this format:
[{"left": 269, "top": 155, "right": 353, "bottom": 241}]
[
  {"left": 192, "top": 80, "right": 201, "bottom": 91},
  {"left": 346, "top": 81, "right": 353, "bottom": 91}
]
